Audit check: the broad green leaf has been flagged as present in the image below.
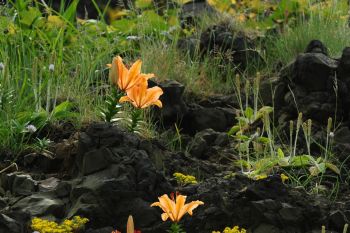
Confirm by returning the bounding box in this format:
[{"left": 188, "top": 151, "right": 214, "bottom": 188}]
[
  {"left": 19, "top": 7, "right": 42, "bottom": 27},
  {"left": 52, "top": 101, "right": 73, "bottom": 114},
  {"left": 235, "top": 135, "right": 250, "bottom": 141},
  {"left": 228, "top": 125, "right": 240, "bottom": 136},
  {"left": 244, "top": 107, "right": 254, "bottom": 120},
  {"left": 290, "top": 155, "right": 311, "bottom": 167},
  {"left": 256, "top": 136, "right": 270, "bottom": 144}
]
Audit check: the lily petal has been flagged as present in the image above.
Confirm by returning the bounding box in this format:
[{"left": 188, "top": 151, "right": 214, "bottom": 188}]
[
  {"left": 158, "top": 195, "right": 176, "bottom": 222},
  {"left": 152, "top": 100, "right": 162, "bottom": 108},
  {"left": 177, "top": 200, "right": 204, "bottom": 220},
  {"left": 123, "top": 59, "right": 142, "bottom": 90},
  {"left": 116, "top": 56, "right": 129, "bottom": 90},
  {"left": 140, "top": 86, "right": 163, "bottom": 108},
  {"left": 174, "top": 194, "right": 187, "bottom": 221},
  {"left": 161, "top": 213, "right": 169, "bottom": 221}
]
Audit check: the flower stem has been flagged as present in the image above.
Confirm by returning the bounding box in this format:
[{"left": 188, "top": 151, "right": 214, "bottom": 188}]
[
  {"left": 129, "top": 108, "right": 143, "bottom": 132},
  {"left": 167, "top": 223, "right": 186, "bottom": 233}
]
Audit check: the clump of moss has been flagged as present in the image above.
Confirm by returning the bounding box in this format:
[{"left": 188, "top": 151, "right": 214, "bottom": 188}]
[{"left": 31, "top": 216, "right": 89, "bottom": 233}]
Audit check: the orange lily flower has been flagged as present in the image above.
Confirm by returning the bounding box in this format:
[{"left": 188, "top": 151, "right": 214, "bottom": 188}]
[
  {"left": 151, "top": 193, "right": 204, "bottom": 222},
  {"left": 119, "top": 77, "right": 163, "bottom": 108},
  {"left": 111, "top": 215, "right": 141, "bottom": 233},
  {"left": 109, "top": 56, "right": 154, "bottom": 92}
]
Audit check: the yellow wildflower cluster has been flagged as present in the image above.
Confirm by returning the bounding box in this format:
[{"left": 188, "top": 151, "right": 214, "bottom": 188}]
[
  {"left": 31, "top": 216, "right": 89, "bottom": 233},
  {"left": 173, "top": 172, "right": 197, "bottom": 186},
  {"left": 280, "top": 173, "right": 289, "bottom": 183},
  {"left": 212, "top": 226, "right": 247, "bottom": 233}
]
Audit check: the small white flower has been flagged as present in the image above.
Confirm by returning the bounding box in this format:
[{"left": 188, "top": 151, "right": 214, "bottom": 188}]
[
  {"left": 49, "top": 64, "right": 55, "bottom": 72},
  {"left": 0, "top": 62, "right": 4, "bottom": 70},
  {"left": 25, "top": 125, "right": 37, "bottom": 133},
  {"left": 329, "top": 132, "right": 334, "bottom": 138}
]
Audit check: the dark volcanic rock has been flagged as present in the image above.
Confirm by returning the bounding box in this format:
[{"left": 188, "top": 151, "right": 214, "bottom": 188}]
[
  {"left": 180, "top": 175, "right": 331, "bottom": 233},
  {"left": 183, "top": 105, "right": 228, "bottom": 133},
  {"left": 0, "top": 214, "right": 22, "bottom": 233},
  {"left": 337, "top": 47, "right": 350, "bottom": 86},
  {"left": 293, "top": 53, "right": 338, "bottom": 91},
  {"left": 199, "top": 23, "right": 264, "bottom": 70},
  {"left": 180, "top": 0, "right": 216, "bottom": 28},
  {"left": 150, "top": 80, "right": 188, "bottom": 126},
  {"left": 49, "top": 0, "right": 134, "bottom": 20},
  {"left": 0, "top": 122, "right": 347, "bottom": 233},
  {"left": 305, "top": 39, "right": 329, "bottom": 55},
  {"left": 1, "top": 173, "right": 37, "bottom": 196},
  {"left": 188, "top": 128, "right": 230, "bottom": 159},
  {"left": 273, "top": 41, "right": 350, "bottom": 125}
]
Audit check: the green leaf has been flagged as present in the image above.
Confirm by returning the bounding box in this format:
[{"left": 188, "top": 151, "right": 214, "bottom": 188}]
[
  {"left": 254, "top": 157, "right": 278, "bottom": 173},
  {"left": 277, "top": 148, "right": 285, "bottom": 158},
  {"left": 19, "top": 7, "right": 42, "bottom": 27},
  {"left": 244, "top": 107, "right": 254, "bottom": 120},
  {"left": 256, "top": 136, "right": 270, "bottom": 144},
  {"left": 236, "top": 116, "right": 249, "bottom": 126},
  {"left": 290, "top": 155, "right": 311, "bottom": 167},
  {"left": 52, "top": 101, "right": 73, "bottom": 114},
  {"left": 135, "top": 0, "right": 153, "bottom": 9},
  {"left": 256, "top": 106, "right": 273, "bottom": 119},
  {"left": 228, "top": 125, "right": 240, "bottom": 136},
  {"left": 325, "top": 162, "right": 340, "bottom": 175},
  {"left": 235, "top": 135, "right": 250, "bottom": 141},
  {"left": 62, "top": 0, "right": 79, "bottom": 23}
]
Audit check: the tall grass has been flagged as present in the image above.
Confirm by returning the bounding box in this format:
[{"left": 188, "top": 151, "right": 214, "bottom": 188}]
[
  {"left": 266, "top": 0, "right": 350, "bottom": 66},
  {"left": 0, "top": 3, "right": 115, "bottom": 154}
]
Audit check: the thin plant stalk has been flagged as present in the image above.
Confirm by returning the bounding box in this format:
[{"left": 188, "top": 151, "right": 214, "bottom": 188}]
[{"left": 292, "top": 112, "right": 303, "bottom": 158}]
